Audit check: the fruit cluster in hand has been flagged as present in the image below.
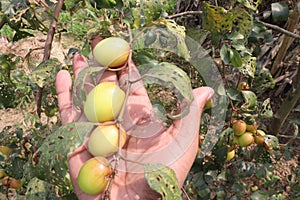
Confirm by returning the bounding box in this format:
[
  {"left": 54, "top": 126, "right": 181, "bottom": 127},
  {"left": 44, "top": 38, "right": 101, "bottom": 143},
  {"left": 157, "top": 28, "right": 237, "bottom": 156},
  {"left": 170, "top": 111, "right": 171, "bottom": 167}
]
[
  {"left": 226, "top": 119, "right": 267, "bottom": 161},
  {"left": 77, "top": 37, "right": 130, "bottom": 195}
]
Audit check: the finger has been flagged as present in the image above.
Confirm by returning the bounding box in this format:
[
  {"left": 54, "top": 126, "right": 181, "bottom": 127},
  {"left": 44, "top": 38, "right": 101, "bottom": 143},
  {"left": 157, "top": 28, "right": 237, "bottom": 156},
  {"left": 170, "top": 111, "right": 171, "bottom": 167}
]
[
  {"left": 170, "top": 86, "right": 214, "bottom": 185},
  {"left": 68, "top": 145, "right": 101, "bottom": 199},
  {"left": 73, "top": 54, "right": 89, "bottom": 78},
  {"left": 56, "top": 70, "right": 73, "bottom": 124},
  {"left": 117, "top": 61, "right": 155, "bottom": 131}
]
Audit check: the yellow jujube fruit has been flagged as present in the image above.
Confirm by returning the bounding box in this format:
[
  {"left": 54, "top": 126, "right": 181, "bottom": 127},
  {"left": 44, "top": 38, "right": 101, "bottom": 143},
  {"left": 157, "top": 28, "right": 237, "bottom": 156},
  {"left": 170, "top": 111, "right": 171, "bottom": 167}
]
[
  {"left": 84, "top": 82, "right": 125, "bottom": 123},
  {"left": 93, "top": 37, "right": 130, "bottom": 68},
  {"left": 88, "top": 124, "right": 126, "bottom": 157}
]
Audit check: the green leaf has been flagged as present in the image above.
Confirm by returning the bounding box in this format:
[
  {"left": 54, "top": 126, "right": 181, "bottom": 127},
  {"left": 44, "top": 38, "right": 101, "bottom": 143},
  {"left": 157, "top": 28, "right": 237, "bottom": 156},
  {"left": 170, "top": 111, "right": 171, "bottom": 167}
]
[
  {"left": 29, "top": 122, "right": 94, "bottom": 191},
  {"left": 29, "top": 59, "right": 61, "bottom": 88},
  {"left": 237, "top": 0, "right": 262, "bottom": 11},
  {"left": 129, "top": 0, "right": 176, "bottom": 28},
  {"left": 138, "top": 62, "right": 193, "bottom": 119},
  {"left": 294, "top": 105, "right": 300, "bottom": 112},
  {"left": 252, "top": 68, "right": 275, "bottom": 94},
  {"left": 25, "top": 178, "right": 59, "bottom": 200},
  {"left": 230, "top": 7, "right": 253, "bottom": 39},
  {"left": 264, "top": 135, "right": 280, "bottom": 150},
  {"left": 241, "top": 90, "right": 257, "bottom": 111},
  {"left": 258, "top": 98, "right": 273, "bottom": 118},
  {"left": 144, "top": 163, "right": 181, "bottom": 200},
  {"left": 250, "top": 190, "right": 268, "bottom": 200},
  {"left": 230, "top": 49, "right": 243, "bottom": 68},
  {"left": 202, "top": 3, "right": 233, "bottom": 34},
  {"left": 220, "top": 44, "right": 231, "bottom": 65},
  {"left": 226, "top": 88, "right": 243, "bottom": 101},
  {"left": 271, "top": 2, "right": 289, "bottom": 22},
  {"left": 227, "top": 32, "right": 245, "bottom": 41},
  {"left": 240, "top": 56, "right": 256, "bottom": 78},
  {"left": 134, "top": 19, "right": 190, "bottom": 60}
]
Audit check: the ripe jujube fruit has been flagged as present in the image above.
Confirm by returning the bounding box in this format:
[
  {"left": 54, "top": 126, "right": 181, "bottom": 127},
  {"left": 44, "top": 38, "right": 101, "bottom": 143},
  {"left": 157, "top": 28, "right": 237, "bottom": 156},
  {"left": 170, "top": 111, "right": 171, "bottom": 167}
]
[
  {"left": 84, "top": 82, "right": 125, "bottom": 123},
  {"left": 238, "top": 132, "right": 254, "bottom": 147},
  {"left": 93, "top": 37, "right": 130, "bottom": 68},
  {"left": 2, "top": 176, "right": 22, "bottom": 189},
  {"left": 254, "top": 129, "right": 266, "bottom": 145},
  {"left": 88, "top": 124, "right": 126, "bottom": 157},
  {"left": 232, "top": 120, "right": 247, "bottom": 136},
  {"left": 246, "top": 122, "right": 258, "bottom": 133},
  {"left": 77, "top": 156, "right": 113, "bottom": 195},
  {"left": 237, "top": 82, "right": 250, "bottom": 91}
]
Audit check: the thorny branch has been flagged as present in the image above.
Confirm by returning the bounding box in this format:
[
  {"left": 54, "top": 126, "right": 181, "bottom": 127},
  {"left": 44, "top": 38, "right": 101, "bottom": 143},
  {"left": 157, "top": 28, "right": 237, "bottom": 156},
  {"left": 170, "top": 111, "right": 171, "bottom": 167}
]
[{"left": 35, "top": 0, "right": 64, "bottom": 117}]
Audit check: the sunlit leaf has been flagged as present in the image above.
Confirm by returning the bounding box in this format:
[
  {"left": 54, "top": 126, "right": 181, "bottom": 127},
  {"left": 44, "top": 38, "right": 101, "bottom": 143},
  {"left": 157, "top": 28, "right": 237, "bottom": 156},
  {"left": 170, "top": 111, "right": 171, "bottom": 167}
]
[
  {"left": 28, "top": 122, "right": 94, "bottom": 191},
  {"left": 250, "top": 190, "right": 268, "bottom": 200},
  {"left": 237, "top": 0, "right": 262, "bottom": 11},
  {"left": 241, "top": 90, "right": 257, "bottom": 111},
  {"left": 202, "top": 3, "right": 233, "bottom": 34},
  {"left": 264, "top": 135, "right": 280, "bottom": 150},
  {"left": 230, "top": 7, "right": 253, "bottom": 39},
  {"left": 144, "top": 163, "right": 181, "bottom": 200},
  {"left": 258, "top": 98, "right": 273, "bottom": 118},
  {"left": 29, "top": 59, "right": 61, "bottom": 88},
  {"left": 240, "top": 56, "right": 256, "bottom": 78}
]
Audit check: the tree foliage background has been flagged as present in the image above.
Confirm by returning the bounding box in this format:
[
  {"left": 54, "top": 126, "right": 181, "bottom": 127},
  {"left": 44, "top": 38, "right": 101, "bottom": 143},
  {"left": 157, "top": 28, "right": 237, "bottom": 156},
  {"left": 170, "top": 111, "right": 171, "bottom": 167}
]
[{"left": 0, "top": 0, "right": 299, "bottom": 199}]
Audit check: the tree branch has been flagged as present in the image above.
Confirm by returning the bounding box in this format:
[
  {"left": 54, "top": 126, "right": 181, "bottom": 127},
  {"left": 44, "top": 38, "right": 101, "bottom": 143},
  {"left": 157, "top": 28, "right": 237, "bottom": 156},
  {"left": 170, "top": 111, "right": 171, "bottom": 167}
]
[
  {"left": 167, "top": 11, "right": 203, "bottom": 19},
  {"left": 258, "top": 20, "right": 300, "bottom": 40},
  {"left": 35, "top": 0, "right": 64, "bottom": 117},
  {"left": 0, "top": 17, "right": 7, "bottom": 30},
  {"left": 270, "top": 64, "right": 300, "bottom": 136}
]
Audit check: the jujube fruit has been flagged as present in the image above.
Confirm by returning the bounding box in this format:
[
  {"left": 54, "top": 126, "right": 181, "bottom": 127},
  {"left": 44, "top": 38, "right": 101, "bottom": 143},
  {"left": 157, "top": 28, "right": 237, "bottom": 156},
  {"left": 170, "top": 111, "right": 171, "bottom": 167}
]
[
  {"left": 88, "top": 124, "right": 126, "bottom": 157},
  {"left": 2, "top": 176, "right": 22, "bottom": 189},
  {"left": 93, "top": 37, "right": 130, "bottom": 68},
  {"left": 254, "top": 129, "right": 266, "bottom": 145},
  {"left": 237, "top": 82, "right": 250, "bottom": 91},
  {"left": 232, "top": 120, "right": 247, "bottom": 136},
  {"left": 84, "top": 82, "right": 125, "bottom": 123},
  {"left": 238, "top": 132, "right": 254, "bottom": 147},
  {"left": 246, "top": 122, "right": 258, "bottom": 133},
  {"left": 77, "top": 157, "right": 113, "bottom": 195}
]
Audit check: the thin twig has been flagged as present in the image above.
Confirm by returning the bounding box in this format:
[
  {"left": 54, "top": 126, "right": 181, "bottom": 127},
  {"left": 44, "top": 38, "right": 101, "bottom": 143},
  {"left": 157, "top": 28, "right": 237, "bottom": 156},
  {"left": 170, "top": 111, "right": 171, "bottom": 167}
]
[
  {"left": 181, "top": 187, "right": 192, "bottom": 200},
  {"left": 258, "top": 20, "right": 300, "bottom": 40},
  {"left": 167, "top": 11, "right": 203, "bottom": 19},
  {"left": 35, "top": 0, "right": 64, "bottom": 117}
]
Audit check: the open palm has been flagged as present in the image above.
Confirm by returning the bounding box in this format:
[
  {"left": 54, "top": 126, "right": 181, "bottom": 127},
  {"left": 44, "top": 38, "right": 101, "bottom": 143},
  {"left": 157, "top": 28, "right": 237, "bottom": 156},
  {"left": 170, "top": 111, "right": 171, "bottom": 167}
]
[{"left": 55, "top": 52, "right": 214, "bottom": 199}]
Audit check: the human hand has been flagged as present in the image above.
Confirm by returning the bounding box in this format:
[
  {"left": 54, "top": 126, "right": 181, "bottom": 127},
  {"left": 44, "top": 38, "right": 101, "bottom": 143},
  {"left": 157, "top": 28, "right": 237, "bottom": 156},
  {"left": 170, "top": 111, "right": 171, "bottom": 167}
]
[{"left": 56, "top": 49, "right": 214, "bottom": 199}]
